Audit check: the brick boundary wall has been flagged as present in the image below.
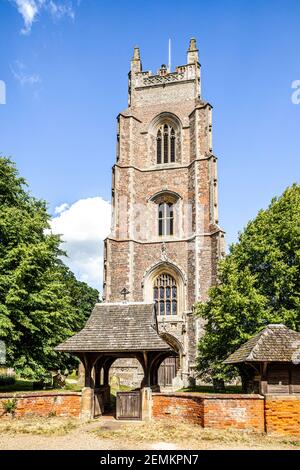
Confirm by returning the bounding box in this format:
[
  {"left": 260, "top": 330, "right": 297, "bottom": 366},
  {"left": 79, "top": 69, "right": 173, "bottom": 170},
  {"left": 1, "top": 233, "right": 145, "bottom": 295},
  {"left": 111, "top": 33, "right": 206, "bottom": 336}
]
[
  {"left": 0, "top": 391, "right": 81, "bottom": 418},
  {"left": 265, "top": 395, "right": 300, "bottom": 436},
  {"left": 152, "top": 393, "right": 265, "bottom": 432},
  {"left": 1, "top": 391, "right": 300, "bottom": 436},
  {"left": 153, "top": 393, "right": 300, "bottom": 436}
]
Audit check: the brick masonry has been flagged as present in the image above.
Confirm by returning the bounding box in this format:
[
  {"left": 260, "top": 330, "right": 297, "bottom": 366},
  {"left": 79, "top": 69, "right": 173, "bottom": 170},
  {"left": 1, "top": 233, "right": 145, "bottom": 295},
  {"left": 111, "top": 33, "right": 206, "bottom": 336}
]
[
  {"left": 1, "top": 391, "right": 300, "bottom": 437},
  {"left": 265, "top": 396, "right": 300, "bottom": 436},
  {"left": 152, "top": 393, "right": 300, "bottom": 436},
  {"left": 105, "top": 39, "right": 226, "bottom": 387},
  {"left": 152, "top": 393, "right": 265, "bottom": 432},
  {"left": 0, "top": 392, "right": 81, "bottom": 418}
]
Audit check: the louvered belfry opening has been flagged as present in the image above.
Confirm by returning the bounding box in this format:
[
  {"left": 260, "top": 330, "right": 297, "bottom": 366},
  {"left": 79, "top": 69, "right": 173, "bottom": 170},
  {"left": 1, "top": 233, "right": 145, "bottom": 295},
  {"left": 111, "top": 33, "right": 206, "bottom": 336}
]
[
  {"left": 158, "top": 201, "right": 174, "bottom": 236},
  {"left": 156, "top": 124, "right": 176, "bottom": 164}
]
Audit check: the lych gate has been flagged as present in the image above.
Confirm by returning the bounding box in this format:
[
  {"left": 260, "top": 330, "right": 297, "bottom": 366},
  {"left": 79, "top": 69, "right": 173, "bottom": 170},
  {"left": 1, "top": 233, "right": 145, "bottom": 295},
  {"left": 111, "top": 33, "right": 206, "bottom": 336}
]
[
  {"left": 224, "top": 324, "right": 300, "bottom": 395},
  {"left": 55, "top": 302, "right": 176, "bottom": 420}
]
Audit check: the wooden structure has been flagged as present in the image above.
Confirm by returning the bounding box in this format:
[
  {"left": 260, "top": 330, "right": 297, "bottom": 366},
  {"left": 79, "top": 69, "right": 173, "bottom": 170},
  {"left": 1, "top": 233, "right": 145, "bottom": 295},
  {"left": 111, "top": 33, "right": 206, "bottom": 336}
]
[
  {"left": 158, "top": 357, "right": 179, "bottom": 387},
  {"left": 224, "top": 324, "right": 300, "bottom": 395},
  {"left": 116, "top": 390, "right": 141, "bottom": 420},
  {"left": 55, "top": 302, "right": 176, "bottom": 420}
]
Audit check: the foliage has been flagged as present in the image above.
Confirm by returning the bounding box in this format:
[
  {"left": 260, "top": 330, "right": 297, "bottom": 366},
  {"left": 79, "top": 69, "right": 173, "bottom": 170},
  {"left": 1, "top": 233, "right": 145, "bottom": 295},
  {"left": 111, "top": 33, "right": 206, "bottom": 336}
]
[
  {"left": 2, "top": 398, "right": 17, "bottom": 415},
  {"left": 196, "top": 184, "right": 300, "bottom": 382},
  {"left": 0, "top": 375, "right": 16, "bottom": 386},
  {"left": 0, "top": 157, "right": 99, "bottom": 379}
]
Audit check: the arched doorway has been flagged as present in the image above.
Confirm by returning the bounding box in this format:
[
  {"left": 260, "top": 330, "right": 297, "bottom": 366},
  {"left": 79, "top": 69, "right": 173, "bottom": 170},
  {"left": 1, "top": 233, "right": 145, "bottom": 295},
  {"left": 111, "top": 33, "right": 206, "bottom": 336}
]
[
  {"left": 157, "top": 332, "right": 183, "bottom": 388},
  {"left": 158, "top": 357, "right": 180, "bottom": 387},
  {"left": 109, "top": 357, "right": 144, "bottom": 389}
]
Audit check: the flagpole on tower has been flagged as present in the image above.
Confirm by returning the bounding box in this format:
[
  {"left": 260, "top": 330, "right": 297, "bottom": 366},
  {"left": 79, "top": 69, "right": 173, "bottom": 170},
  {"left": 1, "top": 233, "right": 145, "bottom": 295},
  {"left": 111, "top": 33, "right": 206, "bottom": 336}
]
[{"left": 168, "top": 38, "right": 171, "bottom": 73}]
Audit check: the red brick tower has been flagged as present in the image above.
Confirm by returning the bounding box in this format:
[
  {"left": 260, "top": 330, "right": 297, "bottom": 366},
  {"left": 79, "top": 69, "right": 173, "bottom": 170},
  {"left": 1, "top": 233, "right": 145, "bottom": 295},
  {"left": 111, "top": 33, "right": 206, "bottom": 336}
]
[{"left": 103, "top": 39, "right": 225, "bottom": 387}]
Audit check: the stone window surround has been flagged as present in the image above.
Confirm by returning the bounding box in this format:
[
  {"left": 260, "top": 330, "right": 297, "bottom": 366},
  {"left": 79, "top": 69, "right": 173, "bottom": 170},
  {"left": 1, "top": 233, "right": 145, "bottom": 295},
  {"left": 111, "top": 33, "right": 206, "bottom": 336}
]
[
  {"left": 148, "top": 112, "right": 182, "bottom": 167},
  {"left": 154, "top": 272, "right": 178, "bottom": 316},
  {"left": 149, "top": 190, "right": 182, "bottom": 241},
  {"left": 156, "top": 123, "right": 176, "bottom": 164},
  {"left": 143, "top": 261, "right": 186, "bottom": 318}
]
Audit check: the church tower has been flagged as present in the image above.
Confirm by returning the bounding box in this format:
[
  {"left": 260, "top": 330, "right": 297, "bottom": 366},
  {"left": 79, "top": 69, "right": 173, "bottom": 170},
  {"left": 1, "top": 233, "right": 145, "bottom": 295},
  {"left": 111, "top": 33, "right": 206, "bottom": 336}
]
[{"left": 103, "top": 39, "right": 225, "bottom": 387}]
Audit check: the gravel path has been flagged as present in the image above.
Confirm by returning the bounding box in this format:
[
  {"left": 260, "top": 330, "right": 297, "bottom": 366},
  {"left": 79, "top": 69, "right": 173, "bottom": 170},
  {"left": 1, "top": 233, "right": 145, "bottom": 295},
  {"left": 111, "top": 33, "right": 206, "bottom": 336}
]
[
  {"left": 0, "top": 419, "right": 174, "bottom": 450},
  {"left": 0, "top": 418, "right": 298, "bottom": 450},
  {"left": 0, "top": 428, "right": 180, "bottom": 450}
]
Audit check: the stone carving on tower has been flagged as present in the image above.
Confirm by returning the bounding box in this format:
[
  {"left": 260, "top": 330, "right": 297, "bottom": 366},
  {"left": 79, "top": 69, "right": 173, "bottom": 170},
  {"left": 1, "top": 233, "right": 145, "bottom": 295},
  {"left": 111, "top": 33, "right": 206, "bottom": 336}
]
[{"left": 103, "top": 38, "right": 225, "bottom": 388}]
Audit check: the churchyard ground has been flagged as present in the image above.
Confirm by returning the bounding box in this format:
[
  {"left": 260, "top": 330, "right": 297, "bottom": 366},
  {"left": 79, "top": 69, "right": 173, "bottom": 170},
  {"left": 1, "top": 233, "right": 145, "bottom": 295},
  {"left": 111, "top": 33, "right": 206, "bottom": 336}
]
[{"left": 1, "top": 416, "right": 300, "bottom": 450}]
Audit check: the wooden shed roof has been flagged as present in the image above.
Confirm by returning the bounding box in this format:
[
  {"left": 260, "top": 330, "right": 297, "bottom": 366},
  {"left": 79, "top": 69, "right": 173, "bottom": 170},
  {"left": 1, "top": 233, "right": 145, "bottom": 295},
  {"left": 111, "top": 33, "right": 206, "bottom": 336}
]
[
  {"left": 224, "top": 324, "right": 300, "bottom": 364},
  {"left": 54, "top": 302, "right": 172, "bottom": 353}
]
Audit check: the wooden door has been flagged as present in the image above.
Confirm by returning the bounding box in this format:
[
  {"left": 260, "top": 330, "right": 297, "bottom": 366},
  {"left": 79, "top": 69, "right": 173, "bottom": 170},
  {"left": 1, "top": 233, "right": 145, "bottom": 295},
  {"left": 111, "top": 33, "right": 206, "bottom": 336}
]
[
  {"left": 116, "top": 390, "right": 141, "bottom": 420},
  {"left": 158, "top": 357, "right": 178, "bottom": 387}
]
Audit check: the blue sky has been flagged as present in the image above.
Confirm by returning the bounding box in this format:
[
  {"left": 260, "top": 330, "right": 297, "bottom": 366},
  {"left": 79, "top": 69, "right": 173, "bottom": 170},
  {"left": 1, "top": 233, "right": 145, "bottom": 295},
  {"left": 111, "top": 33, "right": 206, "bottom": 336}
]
[{"left": 0, "top": 0, "right": 299, "bottom": 290}]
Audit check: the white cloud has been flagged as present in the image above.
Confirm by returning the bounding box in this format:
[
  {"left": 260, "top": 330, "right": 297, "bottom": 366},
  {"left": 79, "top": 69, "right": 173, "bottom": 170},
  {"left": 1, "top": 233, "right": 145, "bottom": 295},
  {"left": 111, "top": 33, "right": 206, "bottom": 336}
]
[
  {"left": 12, "top": 0, "right": 38, "bottom": 34},
  {"left": 11, "top": 0, "right": 76, "bottom": 34},
  {"left": 54, "top": 202, "right": 69, "bottom": 214},
  {"left": 11, "top": 60, "right": 41, "bottom": 86},
  {"left": 50, "top": 197, "right": 111, "bottom": 292},
  {"left": 47, "top": 0, "right": 75, "bottom": 20}
]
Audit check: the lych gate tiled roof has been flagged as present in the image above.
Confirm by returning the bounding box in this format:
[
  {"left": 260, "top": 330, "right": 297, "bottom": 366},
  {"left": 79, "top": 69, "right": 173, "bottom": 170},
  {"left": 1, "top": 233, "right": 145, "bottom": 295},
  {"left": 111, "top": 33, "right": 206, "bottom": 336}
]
[
  {"left": 55, "top": 302, "right": 172, "bottom": 353},
  {"left": 224, "top": 324, "right": 300, "bottom": 364}
]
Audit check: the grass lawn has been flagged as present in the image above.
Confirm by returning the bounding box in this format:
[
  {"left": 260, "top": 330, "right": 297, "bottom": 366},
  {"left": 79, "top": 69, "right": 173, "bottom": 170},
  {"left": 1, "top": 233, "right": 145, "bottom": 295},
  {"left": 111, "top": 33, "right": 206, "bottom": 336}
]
[
  {"left": 0, "top": 378, "right": 36, "bottom": 393},
  {"left": 178, "top": 385, "right": 243, "bottom": 393},
  {"left": 0, "top": 378, "right": 83, "bottom": 394},
  {"left": 0, "top": 378, "right": 133, "bottom": 395},
  {"left": 1, "top": 377, "right": 243, "bottom": 395}
]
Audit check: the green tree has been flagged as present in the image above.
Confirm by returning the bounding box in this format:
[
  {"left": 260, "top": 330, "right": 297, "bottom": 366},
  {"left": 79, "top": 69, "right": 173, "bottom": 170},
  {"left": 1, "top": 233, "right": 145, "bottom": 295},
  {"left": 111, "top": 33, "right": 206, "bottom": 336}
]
[
  {"left": 60, "top": 267, "right": 100, "bottom": 333},
  {"left": 0, "top": 157, "right": 99, "bottom": 379},
  {"left": 196, "top": 184, "right": 300, "bottom": 384}
]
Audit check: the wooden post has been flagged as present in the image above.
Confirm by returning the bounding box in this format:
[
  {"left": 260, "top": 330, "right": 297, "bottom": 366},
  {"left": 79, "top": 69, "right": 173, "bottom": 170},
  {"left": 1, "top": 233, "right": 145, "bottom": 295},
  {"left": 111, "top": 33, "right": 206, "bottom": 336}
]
[
  {"left": 142, "top": 351, "right": 150, "bottom": 387},
  {"left": 288, "top": 366, "right": 292, "bottom": 395},
  {"left": 260, "top": 362, "right": 268, "bottom": 395},
  {"left": 94, "top": 362, "right": 101, "bottom": 388},
  {"left": 103, "top": 364, "right": 110, "bottom": 386},
  {"left": 102, "top": 361, "right": 111, "bottom": 406}
]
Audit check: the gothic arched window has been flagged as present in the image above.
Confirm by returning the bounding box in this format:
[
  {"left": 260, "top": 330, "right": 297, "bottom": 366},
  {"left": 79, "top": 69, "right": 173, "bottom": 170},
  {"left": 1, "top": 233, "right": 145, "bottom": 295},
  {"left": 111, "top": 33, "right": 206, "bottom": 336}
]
[
  {"left": 156, "top": 124, "right": 176, "bottom": 164},
  {"left": 158, "top": 201, "right": 174, "bottom": 236},
  {"left": 153, "top": 273, "right": 177, "bottom": 316}
]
